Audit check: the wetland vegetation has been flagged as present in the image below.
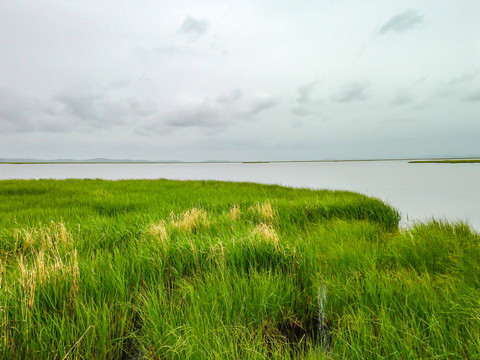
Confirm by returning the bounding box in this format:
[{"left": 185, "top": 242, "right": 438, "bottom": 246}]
[{"left": 0, "top": 179, "right": 479, "bottom": 359}]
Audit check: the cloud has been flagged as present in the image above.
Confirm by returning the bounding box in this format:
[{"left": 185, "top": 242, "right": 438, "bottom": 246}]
[
  {"left": 247, "top": 96, "right": 278, "bottom": 116},
  {"left": 139, "top": 97, "right": 230, "bottom": 135},
  {"left": 0, "top": 82, "right": 160, "bottom": 135},
  {"left": 216, "top": 89, "right": 242, "bottom": 104},
  {"left": 290, "top": 119, "right": 303, "bottom": 129},
  {"left": 178, "top": 16, "right": 209, "bottom": 41},
  {"left": 296, "top": 82, "right": 319, "bottom": 104},
  {"left": 447, "top": 73, "right": 478, "bottom": 87},
  {"left": 154, "top": 45, "right": 204, "bottom": 57},
  {"left": 379, "top": 10, "right": 423, "bottom": 35},
  {"left": 53, "top": 87, "right": 156, "bottom": 129},
  {"left": 463, "top": 91, "right": 480, "bottom": 102},
  {"left": 383, "top": 117, "right": 418, "bottom": 124},
  {"left": 142, "top": 92, "right": 278, "bottom": 135},
  {"left": 332, "top": 82, "right": 369, "bottom": 103},
  {"left": 129, "top": 101, "right": 157, "bottom": 116},
  {"left": 291, "top": 106, "right": 310, "bottom": 117},
  {"left": 163, "top": 104, "right": 223, "bottom": 128},
  {"left": 0, "top": 91, "right": 31, "bottom": 128},
  {"left": 0, "top": 90, "right": 73, "bottom": 134},
  {"left": 438, "top": 72, "right": 479, "bottom": 98},
  {"left": 391, "top": 90, "right": 414, "bottom": 106},
  {"left": 54, "top": 92, "right": 104, "bottom": 122}
]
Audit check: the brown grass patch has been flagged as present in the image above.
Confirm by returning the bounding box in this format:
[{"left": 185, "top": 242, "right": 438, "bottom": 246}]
[
  {"left": 0, "top": 258, "right": 4, "bottom": 290},
  {"left": 227, "top": 205, "right": 241, "bottom": 221},
  {"left": 170, "top": 208, "right": 209, "bottom": 232},
  {"left": 251, "top": 201, "right": 276, "bottom": 223},
  {"left": 252, "top": 223, "right": 279, "bottom": 247},
  {"left": 146, "top": 221, "right": 169, "bottom": 244},
  {"left": 17, "top": 249, "right": 79, "bottom": 308},
  {"left": 14, "top": 221, "right": 74, "bottom": 253}
]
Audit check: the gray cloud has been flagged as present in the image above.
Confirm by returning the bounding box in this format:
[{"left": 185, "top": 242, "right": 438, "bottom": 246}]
[
  {"left": 379, "top": 10, "right": 423, "bottom": 35},
  {"left": 290, "top": 119, "right": 303, "bottom": 129},
  {"left": 0, "top": 91, "right": 31, "bottom": 127},
  {"left": 146, "top": 93, "right": 278, "bottom": 135},
  {"left": 216, "top": 89, "right": 242, "bottom": 104},
  {"left": 53, "top": 87, "right": 156, "bottom": 129},
  {"left": 332, "top": 82, "right": 369, "bottom": 103},
  {"left": 0, "top": 90, "right": 73, "bottom": 133},
  {"left": 438, "top": 73, "right": 479, "bottom": 98},
  {"left": 383, "top": 117, "right": 418, "bottom": 125},
  {"left": 297, "top": 82, "right": 318, "bottom": 104},
  {"left": 129, "top": 101, "right": 157, "bottom": 116},
  {"left": 247, "top": 96, "right": 278, "bottom": 116},
  {"left": 392, "top": 90, "right": 414, "bottom": 106},
  {"left": 163, "top": 105, "right": 222, "bottom": 128},
  {"left": 447, "top": 73, "right": 478, "bottom": 87},
  {"left": 178, "top": 16, "right": 209, "bottom": 40},
  {"left": 463, "top": 91, "right": 480, "bottom": 102},
  {"left": 54, "top": 92, "right": 105, "bottom": 123},
  {"left": 153, "top": 45, "right": 205, "bottom": 57},
  {"left": 1, "top": 83, "right": 158, "bottom": 135},
  {"left": 291, "top": 106, "right": 310, "bottom": 117}
]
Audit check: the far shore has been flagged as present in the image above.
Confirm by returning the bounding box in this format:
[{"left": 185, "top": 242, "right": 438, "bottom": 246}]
[
  {"left": 409, "top": 160, "right": 480, "bottom": 164},
  {"left": 1, "top": 157, "right": 480, "bottom": 165}
]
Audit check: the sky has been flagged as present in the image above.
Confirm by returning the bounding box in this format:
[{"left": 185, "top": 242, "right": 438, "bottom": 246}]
[{"left": 0, "top": 0, "right": 479, "bottom": 161}]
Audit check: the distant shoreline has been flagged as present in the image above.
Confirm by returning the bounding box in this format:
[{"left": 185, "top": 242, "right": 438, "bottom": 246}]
[
  {"left": 409, "top": 160, "right": 480, "bottom": 164},
  {"left": 1, "top": 157, "right": 480, "bottom": 165}
]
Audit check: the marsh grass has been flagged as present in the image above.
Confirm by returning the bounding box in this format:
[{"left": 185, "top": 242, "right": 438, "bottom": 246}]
[{"left": 0, "top": 179, "right": 478, "bottom": 359}]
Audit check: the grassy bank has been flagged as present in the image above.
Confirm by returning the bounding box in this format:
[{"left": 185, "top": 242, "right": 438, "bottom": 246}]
[{"left": 0, "top": 179, "right": 478, "bottom": 359}]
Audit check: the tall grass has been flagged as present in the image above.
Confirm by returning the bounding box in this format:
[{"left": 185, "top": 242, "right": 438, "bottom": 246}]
[{"left": 0, "top": 179, "right": 478, "bottom": 359}]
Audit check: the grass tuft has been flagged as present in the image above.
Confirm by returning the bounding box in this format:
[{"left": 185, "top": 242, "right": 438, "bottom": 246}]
[
  {"left": 169, "top": 208, "right": 209, "bottom": 232},
  {"left": 251, "top": 200, "right": 276, "bottom": 223},
  {"left": 227, "top": 204, "right": 241, "bottom": 221},
  {"left": 146, "top": 221, "right": 169, "bottom": 244},
  {"left": 252, "top": 223, "right": 280, "bottom": 247}
]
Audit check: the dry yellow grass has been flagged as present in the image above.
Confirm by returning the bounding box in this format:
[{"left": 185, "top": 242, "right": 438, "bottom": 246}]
[
  {"left": 252, "top": 223, "right": 279, "bottom": 248},
  {"left": 0, "top": 258, "right": 4, "bottom": 290},
  {"left": 207, "top": 241, "right": 227, "bottom": 263},
  {"left": 170, "top": 208, "right": 209, "bottom": 232},
  {"left": 146, "top": 221, "right": 169, "bottom": 244},
  {"left": 251, "top": 201, "right": 276, "bottom": 223},
  {"left": 14, "top": 222, "right": 74, "bottom": 253},
  {"left": 17, "top": 249, "right": 79, "bottom": 308},
  {"left": 227, "top": 205, "right": 241, "bottom": 221}
]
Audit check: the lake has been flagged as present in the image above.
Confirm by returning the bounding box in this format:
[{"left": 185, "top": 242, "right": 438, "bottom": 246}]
[{"left": 1, "top": 161, "right": 479, "bottom": 231}]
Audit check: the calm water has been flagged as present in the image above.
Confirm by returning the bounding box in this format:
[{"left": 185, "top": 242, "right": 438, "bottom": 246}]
[{"left": 1, "top": 161, "right": 479, "bottom": 231}]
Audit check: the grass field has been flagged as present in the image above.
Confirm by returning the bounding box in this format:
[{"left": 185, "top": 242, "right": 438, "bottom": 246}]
[{"left": 0, "top": 179, "right": 479, "bottom": 359}]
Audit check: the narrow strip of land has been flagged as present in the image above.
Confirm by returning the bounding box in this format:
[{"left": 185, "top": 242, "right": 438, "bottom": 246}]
[{"left": 409, "top": 160, "right": 480, "bottom": 164}]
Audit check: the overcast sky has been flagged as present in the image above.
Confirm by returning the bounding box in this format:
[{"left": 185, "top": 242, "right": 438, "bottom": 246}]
[{"left": 1, "top": 0, "right": 479, "bottom": 161}]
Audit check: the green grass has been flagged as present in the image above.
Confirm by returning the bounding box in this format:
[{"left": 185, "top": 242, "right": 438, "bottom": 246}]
[{"left": 0, "top": 179, "right": 478, "bottom": 359}]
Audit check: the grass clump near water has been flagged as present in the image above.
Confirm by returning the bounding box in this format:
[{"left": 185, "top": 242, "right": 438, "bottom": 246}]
[{"left": 0, "top": 179, "right": 479, "bottom": 359}]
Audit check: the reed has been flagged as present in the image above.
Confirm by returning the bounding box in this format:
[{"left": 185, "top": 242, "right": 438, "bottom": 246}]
[{"left": 0, "top": 179, "right": 477, "bottom": 359}]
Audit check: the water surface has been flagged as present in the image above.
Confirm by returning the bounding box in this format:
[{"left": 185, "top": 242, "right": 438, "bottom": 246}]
[{"left": 1, "top": 161, "right": 479, "bottom": 230}]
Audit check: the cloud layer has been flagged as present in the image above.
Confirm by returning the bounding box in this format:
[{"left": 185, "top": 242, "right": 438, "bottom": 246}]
[{"left": 0, "top": 1, "right": 479, "bottom": 160}]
